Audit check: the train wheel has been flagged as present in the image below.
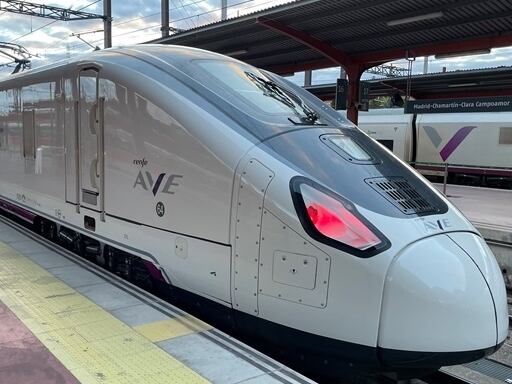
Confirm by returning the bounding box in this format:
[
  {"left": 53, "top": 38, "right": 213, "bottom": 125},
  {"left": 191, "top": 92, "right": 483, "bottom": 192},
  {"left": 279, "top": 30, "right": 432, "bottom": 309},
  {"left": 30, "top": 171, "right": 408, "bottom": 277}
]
[
  {"left": 131, "top": 258, "right": 154, "bottom": 291},
  {"left": 36, "top": 218, "right": 57, "bottom": 242},
  {"left": 105, "top": 246, "right": 116, "bottom": 272},
  {"left": 47, "top": 221, "right": 56, "bottom": 242}
]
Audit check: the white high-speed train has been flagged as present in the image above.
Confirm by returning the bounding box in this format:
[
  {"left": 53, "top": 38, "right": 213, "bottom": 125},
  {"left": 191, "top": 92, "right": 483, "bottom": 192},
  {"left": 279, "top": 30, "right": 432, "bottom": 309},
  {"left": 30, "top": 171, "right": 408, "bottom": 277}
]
[
  {"left": 357, "top": 108, "right": 512, "bottom": 187},
  {"left": 0, "top": 45, "right": 507, "bottom": 378}
]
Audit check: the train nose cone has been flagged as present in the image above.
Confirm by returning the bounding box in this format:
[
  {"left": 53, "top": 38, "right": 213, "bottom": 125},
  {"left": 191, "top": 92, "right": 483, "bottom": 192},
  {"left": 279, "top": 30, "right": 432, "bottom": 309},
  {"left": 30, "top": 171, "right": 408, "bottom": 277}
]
[
  {"left": 447, "top": 232, "right": 509, "bottom": 342},
  {"left": 378, "top": 232, "right": 507, "bottom": 368}
]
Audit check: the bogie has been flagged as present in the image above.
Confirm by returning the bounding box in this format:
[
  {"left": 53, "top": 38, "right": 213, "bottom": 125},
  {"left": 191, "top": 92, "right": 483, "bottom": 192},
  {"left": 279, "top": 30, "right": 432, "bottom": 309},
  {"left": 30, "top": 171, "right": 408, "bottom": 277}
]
[
  {"left": 35, "top": 217, "right": 57, "bottom": 241},
  {"left": 35, "top": 215, "right": 161, "bottom": 295}
]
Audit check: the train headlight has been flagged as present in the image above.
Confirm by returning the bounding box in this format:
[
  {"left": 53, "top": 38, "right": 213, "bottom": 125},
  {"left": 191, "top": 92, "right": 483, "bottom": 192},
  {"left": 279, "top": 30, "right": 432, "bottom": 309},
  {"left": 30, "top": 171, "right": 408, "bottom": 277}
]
[{"left": 290, "top": 177, "right": 390, "bottom": 257}]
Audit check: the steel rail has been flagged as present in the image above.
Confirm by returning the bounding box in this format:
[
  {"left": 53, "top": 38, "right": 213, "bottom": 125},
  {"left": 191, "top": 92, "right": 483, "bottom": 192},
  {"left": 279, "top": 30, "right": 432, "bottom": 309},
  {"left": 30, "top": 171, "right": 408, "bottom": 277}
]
[
  {"left": 421, "top": 369, "right": 479, "bottom": 384},
  {"left": 485, "top": 239, "right": 512, "bottom": 249}
]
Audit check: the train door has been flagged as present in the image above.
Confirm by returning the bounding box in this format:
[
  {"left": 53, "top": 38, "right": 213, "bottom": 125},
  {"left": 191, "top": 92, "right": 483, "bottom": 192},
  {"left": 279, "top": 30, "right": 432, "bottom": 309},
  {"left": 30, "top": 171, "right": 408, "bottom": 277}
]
[{"left": 78, "top": 68, "right": 105, "bottom": 219}]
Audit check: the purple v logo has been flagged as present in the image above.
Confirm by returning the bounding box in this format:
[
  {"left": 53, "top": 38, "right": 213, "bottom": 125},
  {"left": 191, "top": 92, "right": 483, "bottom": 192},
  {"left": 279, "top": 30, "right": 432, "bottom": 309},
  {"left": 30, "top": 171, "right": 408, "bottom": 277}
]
[{"left": 424, "top": 126, "right": 476, "bottom": 161}]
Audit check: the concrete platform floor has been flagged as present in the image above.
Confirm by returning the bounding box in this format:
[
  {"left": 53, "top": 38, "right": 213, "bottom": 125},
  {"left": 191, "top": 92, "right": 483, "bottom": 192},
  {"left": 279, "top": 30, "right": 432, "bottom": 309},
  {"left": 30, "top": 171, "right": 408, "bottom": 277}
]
[{"left": 434, "top": 184, "right": 512, "bottom": 231}]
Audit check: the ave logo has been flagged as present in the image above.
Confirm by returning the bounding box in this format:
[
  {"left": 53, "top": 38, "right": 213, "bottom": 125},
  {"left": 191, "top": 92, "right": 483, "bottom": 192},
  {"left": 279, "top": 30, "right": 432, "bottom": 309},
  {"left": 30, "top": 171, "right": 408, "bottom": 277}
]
[
  {"left": 133, "top": 171, "right": 183, "bottom": 196},
  {"left": 415, "top": 217, "right": 452, "bottom": 233}
]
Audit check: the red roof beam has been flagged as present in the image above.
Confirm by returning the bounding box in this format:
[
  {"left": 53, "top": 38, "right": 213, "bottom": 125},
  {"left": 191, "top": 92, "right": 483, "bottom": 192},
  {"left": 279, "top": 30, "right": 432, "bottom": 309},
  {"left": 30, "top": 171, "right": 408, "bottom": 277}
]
[
  {"left": 256, "top": 17, "right": 356, "bottom": 67},
  {"left": 255, "top": 17, "right": 378, "bottom": 125},
  {"left": 269, "top": 58, "right": 334, "bottom": 75},
  {"left": 268, "top": 34, "right": 512, "bottom": 75}
]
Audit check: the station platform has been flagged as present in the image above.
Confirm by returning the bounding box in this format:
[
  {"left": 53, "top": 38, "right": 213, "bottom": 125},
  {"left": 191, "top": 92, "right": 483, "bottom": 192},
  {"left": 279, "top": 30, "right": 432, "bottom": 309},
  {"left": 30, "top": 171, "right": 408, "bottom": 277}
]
[
  {"left": 0, "top": 218, "right": 314, "bottom": 384},
  {"left": 434, "top": 183, "right": 512, "bottom": 242}
]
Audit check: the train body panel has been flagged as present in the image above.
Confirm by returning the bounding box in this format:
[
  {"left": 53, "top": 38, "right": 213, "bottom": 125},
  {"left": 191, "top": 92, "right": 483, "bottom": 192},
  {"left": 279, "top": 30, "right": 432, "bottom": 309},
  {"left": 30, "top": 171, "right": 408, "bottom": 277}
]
[
  {"left": 0, "top": 45, "right": 507, "bottom": 377},
  {"left": 232, "top": 157, "right": 275, "bottom": 315},
  {"left": 0, "top": 76, "right": 66, "bottom": 203},
  {"left": 98, "top": 54, "right": 252, "bottom": 244}
]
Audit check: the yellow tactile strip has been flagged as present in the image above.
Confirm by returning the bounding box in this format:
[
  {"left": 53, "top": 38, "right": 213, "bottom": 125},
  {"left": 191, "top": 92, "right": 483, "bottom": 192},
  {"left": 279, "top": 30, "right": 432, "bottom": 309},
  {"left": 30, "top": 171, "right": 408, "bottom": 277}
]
[
  {"left": 0, "top": 242, "right": 210, "bottom": 384},
  {"left": 135, "top": 315, "right": 212, "bottom": 343}
]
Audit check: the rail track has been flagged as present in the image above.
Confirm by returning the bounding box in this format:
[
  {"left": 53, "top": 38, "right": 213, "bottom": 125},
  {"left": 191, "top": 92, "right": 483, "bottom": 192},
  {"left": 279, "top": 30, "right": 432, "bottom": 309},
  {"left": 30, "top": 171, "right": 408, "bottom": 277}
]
[
  {"left": 483, "top": 235, "right": 512, "bottom": 294},
  {"left": 420, "top": 370, "right": 477, "bottom": 384}
]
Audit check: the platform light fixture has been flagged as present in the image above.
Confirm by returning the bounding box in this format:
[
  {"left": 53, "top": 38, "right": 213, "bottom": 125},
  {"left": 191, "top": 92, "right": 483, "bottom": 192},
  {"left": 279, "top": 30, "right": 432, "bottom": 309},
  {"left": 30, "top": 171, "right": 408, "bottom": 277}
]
[
  {"left": 224, "top": 49, "right": 248, "bottom": 56},
  {"left": 386, "top": 11, "right": 444, "bottom": 26},
  {"left": 447, "top": 83, "right": 479, "bottom": 88},
  {"left": 435, "top": 49, "right": 491, "bottom": 59}
]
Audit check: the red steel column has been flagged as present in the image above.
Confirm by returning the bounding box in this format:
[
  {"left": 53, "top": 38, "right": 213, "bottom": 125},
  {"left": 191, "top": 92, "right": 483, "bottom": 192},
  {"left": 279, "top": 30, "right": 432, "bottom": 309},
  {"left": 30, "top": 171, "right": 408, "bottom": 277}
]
[
  {"left": 254, "top": 18, "right": 375, "bottom": 125},
  {"left": 345, "top": 64, "right": 364, "bottom": 125}
]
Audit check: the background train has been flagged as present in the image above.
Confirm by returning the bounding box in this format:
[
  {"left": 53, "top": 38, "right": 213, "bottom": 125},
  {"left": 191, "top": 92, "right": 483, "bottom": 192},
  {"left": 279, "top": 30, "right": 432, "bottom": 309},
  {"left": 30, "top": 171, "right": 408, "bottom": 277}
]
[
  {"left": 0, "top": 45, "right": 507, "bottom": 379},
  {"left": 357, "top": 108, "right": 512, "bottom": 188}
]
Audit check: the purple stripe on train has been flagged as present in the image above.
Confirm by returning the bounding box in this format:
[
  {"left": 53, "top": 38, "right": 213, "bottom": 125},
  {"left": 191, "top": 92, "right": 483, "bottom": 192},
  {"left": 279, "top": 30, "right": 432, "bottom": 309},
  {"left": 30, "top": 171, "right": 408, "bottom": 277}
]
[{"left": 423, "top": 126, "right": 476, "bottom": 161}]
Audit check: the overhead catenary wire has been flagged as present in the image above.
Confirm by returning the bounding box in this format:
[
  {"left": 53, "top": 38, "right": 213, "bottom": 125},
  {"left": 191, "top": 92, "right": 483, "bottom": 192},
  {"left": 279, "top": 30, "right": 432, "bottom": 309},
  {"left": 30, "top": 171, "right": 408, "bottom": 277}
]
[
  {"left": 66, "top": 0, "right": 214, "bottom": 50},
  {"left": 9, "top": 0, "right": 102, "bottom": 43},
  {"left": 0, "top": 0, "right": 285, "bottom": 72},
  {"left": 113, "top": 0, "right": 208, "bottom": 28},
  {"left": 68, "top": 0, "right": 277, "bottom": 51},
  {"left": 173, "top": 0, "right": 196, "bottom": 29}
]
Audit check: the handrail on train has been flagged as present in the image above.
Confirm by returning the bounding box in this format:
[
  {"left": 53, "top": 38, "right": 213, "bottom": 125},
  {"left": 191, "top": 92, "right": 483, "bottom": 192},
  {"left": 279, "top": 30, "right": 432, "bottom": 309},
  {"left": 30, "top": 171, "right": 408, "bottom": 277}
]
[{"left": 407, "top": 161, "right": 512, "bottom": 195}]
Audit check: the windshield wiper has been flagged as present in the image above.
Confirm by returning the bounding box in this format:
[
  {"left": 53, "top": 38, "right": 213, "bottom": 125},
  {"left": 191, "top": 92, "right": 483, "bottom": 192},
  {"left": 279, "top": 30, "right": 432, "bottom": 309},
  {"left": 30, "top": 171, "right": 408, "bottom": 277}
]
[
  {"left": 288, "top": 117, "right": 327, "bottom": 126},
  {"left": 245, "top": 72, "right": 325, "bottom": 125},
  {"left": 302, "top": 109, "right": 323, "bottom": 124}
]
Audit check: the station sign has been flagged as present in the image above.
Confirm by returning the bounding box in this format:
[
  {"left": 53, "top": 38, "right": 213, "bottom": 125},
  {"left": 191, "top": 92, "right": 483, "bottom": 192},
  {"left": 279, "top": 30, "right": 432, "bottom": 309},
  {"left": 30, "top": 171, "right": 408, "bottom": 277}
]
[
  {"left": 358, "top": 81, "right": 370, "bottom": 111},
  {"left": 405, "top": 96, "right": 512, "bottom": 114},
  {"left": 334, "top": 78, "right": 347, "bottom": 110}
]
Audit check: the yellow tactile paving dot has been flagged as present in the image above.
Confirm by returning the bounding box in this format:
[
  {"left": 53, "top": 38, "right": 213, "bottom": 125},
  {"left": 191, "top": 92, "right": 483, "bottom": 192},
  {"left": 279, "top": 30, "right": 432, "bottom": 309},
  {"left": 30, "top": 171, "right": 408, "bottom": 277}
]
[
  {"left": 74, "top": 317, "right": 134, "bottom": 342},
  {"left": 5, "top": 301, "right": 109, "bottom": 336},
  {"left": 134, "top": 315, "right": 213, "bottom": 343},
  {"left": 39, "top": 330, "right": 91, "bottom": 371},
  {"left": 88, "top": 332, "right": 156, "bottom": 358},
  {"left": 0, "top": 242, "right": 210, "bottom": 384}
]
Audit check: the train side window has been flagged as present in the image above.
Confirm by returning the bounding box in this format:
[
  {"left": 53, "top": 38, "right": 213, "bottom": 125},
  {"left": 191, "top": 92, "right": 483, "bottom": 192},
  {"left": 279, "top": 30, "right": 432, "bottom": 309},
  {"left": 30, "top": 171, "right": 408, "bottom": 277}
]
[
  {"left": 377, "top": 139, "right": 394, "bottom": 151},
  {"left": 22, "top": 109, "right": 35, "bottom": 159},
  {"left": 499, "top": 127, "right": 512, "bottom": 145}
]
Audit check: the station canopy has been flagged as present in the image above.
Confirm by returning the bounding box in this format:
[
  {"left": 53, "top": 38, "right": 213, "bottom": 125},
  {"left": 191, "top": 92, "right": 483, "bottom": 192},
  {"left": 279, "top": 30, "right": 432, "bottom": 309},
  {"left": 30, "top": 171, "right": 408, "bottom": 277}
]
[{"left": 150, "top": 0, "right": 512, "bottom": 75}]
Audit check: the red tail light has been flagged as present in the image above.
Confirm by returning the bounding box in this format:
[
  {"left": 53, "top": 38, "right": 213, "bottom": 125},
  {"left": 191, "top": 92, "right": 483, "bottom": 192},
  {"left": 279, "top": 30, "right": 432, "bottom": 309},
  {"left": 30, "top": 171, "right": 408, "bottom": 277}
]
[{"left": 290, "top": 178, "right": 388, "bottom": 256}]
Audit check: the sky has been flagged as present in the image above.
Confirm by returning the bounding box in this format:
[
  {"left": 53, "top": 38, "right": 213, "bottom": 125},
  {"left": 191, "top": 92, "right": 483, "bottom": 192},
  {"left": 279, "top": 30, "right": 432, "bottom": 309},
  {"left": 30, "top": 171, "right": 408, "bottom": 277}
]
[{"left": 0, "top": 0, "right": 511, "bottom": 83}]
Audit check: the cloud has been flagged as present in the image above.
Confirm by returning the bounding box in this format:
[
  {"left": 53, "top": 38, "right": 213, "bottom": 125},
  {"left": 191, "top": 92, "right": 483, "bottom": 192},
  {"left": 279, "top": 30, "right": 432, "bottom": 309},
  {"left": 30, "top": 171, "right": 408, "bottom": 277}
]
[
  {"left": 289, "top": 48, "right": 512, "bottom": 86},
  {"left": 0, "top": 0, "right": 294, "bottom": 71},
  {"left": 0, "top": 0, "right": 508, "bottom": 83}
]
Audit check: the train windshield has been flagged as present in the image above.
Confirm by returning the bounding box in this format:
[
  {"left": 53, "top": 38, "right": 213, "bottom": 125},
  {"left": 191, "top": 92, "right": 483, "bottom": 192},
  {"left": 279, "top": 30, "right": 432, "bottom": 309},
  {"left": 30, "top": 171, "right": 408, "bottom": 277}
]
[{"left": 194, "top": 59, "right": 324, "bottom": 125}]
